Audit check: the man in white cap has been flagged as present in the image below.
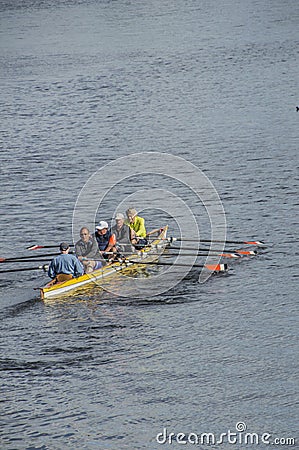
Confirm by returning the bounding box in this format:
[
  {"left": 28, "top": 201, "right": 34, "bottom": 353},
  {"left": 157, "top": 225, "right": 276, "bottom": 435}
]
[
  {"left": 112, "top": 212, "right": 133, "bottom": 253},
  {"left": 95, "top": 221, "right": 117, "bottom": 259}
]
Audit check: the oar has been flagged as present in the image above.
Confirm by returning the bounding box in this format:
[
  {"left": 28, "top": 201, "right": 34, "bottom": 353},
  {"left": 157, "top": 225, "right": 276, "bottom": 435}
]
[
  {"left": 91, "top": 256, "right": 228, "bottom": 272},
  {"left": 166, "top": 237, "right": 265, "bottom": 246},
  {"left": 82, "top": 250, "right": 240, "bottom": 259},
  {"left": 77, "top": 254, "right": 228, "bottom": 272},
  {"left": 146, "top": 236, "right": 265, "bottom": 246},
  {"left": 0, "top": 258, "right": 53, "bottom": 264},
  {"left": 0, "top": 252, "right": 59, "bottom": 263},
  {"left": 169, "top": 246, "right": 257, "bottom": 256},
  {"left": 101, "top": 243, "right": 252, "bottom": 256},
  {"left": 127, "top": 259, "right": 228, "bottom": 272},
  {"left": 155, "top": 251, "right": 240, "bottom": 259},
  {"left": 0, "top": 265, "right": 48, "bottom": 274},
  {"left": 133, "top": 251, "right": 239, "bottom": 259},
  {"left": 27, "top": 244, "right": 74, "bottom": 251}
]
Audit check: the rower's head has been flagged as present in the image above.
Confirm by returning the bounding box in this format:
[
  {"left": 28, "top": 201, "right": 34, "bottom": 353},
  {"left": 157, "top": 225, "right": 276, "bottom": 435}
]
[
  {"left": 80, "top": 227, "right": 90, "bottom": 243},
  {"left": 115, "top": 212, "right": 124, "bottom": 228},
  {"left": 96, "top": 221, "right": 109, "bottom": 235},
  {"left": 126, "top": 208, "right": 137, "bottom": 224},
  {"left": 59, "top": 242, "right": 70, "bottom": 254}
]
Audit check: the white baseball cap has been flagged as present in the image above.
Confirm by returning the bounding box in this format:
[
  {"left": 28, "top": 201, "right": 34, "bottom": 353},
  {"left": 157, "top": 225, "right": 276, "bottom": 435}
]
[
  {"left": 115, "top": 212, "right": 124, "bottom": 220},
  {"left": 96, "top": 221, "right": 109, "bottom": 231}
]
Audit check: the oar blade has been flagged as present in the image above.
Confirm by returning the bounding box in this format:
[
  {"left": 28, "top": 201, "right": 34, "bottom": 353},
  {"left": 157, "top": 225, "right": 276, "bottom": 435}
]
[
  {"left": 204, "top": 263, "right": 228, "bottom": 272},
  {"left": 27, "top": 245, "right": 46, "bottom": 250},
  {"left": 27, "top": 244, "right": 74, "bottom": 251},
  {"left": 221, "top": 253, "right": 240, "bottom": 259},
  {"left": 236, "top": 250, "right": 257, "bottom": 256}
]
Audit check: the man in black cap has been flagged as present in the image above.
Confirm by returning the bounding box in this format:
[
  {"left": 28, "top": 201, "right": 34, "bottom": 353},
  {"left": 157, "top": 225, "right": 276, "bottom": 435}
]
[{"left": 48, "top": 242, "right": 84, "bottom": 283}]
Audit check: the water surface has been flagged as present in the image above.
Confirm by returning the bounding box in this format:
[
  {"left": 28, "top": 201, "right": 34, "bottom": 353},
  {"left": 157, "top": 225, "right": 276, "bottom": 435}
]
[{"left": 0, "top": 0, "right": 298, "bottom": 448}]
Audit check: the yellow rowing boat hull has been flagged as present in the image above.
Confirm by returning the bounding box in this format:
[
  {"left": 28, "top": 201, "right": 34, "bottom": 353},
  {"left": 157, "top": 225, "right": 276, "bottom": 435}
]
[{"left": 40, "top": 226, "right": 168, "bottom": 300}]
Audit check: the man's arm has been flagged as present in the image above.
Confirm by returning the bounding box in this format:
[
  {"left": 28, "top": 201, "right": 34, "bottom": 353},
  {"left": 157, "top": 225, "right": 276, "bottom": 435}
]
[
  {"left": 105, "top": 234, "right": 117, "bottom": 253},
  {"left": 48, "top": 260, "right": 56, "bottom": 279},
  {"left": 74, "top": 258, "right": 84, "bottom": 277},
  {"left": 75, "top": 241, "right": 84, "bottom": 258},
  {"left": 87, "top": 238, "right": 101, "bottom": 258}
]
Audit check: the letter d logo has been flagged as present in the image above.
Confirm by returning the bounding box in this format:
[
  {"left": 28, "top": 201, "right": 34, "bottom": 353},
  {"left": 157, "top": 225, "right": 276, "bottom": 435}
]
[{"left": 156, "top": 427, "right": 167, "bottom": 444}]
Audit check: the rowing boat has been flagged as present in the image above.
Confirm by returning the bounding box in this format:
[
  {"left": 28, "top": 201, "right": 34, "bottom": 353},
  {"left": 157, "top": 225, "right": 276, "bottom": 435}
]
[{"left": 40, "top": 226, "right": 169, "bottom": 300}]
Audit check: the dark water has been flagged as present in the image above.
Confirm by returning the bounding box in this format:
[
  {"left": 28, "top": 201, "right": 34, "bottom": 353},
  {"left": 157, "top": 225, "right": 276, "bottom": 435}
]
[{"left": 0, "top": 0, "right": 298, "bottom": 449}]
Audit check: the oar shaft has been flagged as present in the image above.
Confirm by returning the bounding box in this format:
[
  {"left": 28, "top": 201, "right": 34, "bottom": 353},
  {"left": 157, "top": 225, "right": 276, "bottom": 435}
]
[
  {"left": 170, "top": 246, "right": 257, "bottom": 256},
  {"left": 167, "top": 237, "right": 265, "bottom": 246},
  {"left": 0, "top": 259, "right": 53, "bottom": 264},
  {"left": 0, "top": 252, "right": 59, "bottom": 262},
  {"left": 170, "top": 245, "right": 234, "bottom": 252},
  {"left": 163, "top": 251, "right": 238, "bottom": 258},
  {"left": 0, "top": 266, "right": 48, "bottom": 274},
  {"left": 127, "top": 251, "right": 237, "bottom": 258},
  {"left": 128, "top": 260, "right": 228, "bottom": 271}
]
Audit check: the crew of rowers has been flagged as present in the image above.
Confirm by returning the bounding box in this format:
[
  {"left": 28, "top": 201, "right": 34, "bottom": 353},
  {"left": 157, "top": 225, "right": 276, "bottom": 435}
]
[{"left": 47, "top": 208, "right": 150, "bottom": 284}]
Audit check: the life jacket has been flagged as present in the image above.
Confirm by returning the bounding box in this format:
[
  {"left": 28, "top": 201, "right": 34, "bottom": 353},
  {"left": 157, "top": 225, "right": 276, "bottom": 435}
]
[{"left": 95, "top": 229, "right": 115, "bottom": 251}]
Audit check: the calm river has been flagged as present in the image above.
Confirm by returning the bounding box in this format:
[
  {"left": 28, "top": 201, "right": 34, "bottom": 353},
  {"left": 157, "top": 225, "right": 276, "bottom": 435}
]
[{"left": 0, "top": 0, "right": 298, "bottom": 449}]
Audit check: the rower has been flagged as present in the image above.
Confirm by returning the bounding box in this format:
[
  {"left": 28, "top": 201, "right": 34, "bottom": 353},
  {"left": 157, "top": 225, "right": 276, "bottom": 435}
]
[
  {"left": 48, "top": 242, "right": 84, "bottom": 284},
  {"left": 95, "top": 221, "right": 117, "bottom": 259},
  {"left": 125, "top": 208, "right": 148, "bottom": 250},
  {"left": 111, "top": 212, "right": 133, "bottom": 253},
  {"left": 75, "top": 227, "right": 104, "bottom": 273}
]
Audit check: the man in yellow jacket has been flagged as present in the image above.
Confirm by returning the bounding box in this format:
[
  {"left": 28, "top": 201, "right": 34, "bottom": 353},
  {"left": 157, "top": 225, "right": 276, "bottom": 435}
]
[{"left": 125, "top": 208, "right": 148, "bottom": 249}]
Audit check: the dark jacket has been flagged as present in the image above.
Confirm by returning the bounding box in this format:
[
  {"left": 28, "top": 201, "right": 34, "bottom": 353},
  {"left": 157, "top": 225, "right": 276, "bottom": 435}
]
[{"left": 75, "top": 236, "right": 100, "bottom": 259}]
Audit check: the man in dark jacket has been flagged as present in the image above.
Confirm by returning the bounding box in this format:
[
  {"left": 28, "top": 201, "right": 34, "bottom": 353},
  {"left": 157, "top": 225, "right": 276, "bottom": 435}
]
[
  {"left": 75, "top": 227, "right": 103, "bottom": 273},
  {"left": 111, "top": 213, "right": 133, "bottom": 253}
]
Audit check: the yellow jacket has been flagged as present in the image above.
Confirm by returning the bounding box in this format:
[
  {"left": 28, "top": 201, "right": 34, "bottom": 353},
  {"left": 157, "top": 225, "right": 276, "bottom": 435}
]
[{"left": 125, "top": 216, "right": 147, "bottom": 238}]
